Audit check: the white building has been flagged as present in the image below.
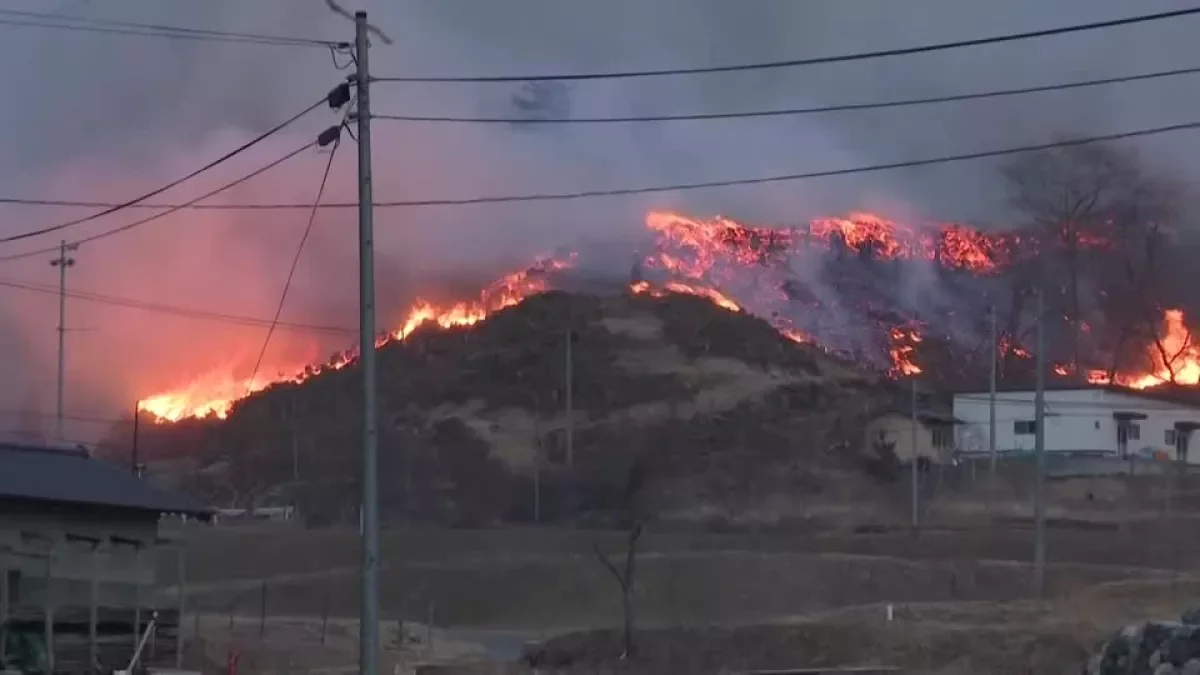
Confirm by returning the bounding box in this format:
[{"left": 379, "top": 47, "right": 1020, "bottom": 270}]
[{"left": 952, "top": 386, "right": 1200, "bottom": 463}]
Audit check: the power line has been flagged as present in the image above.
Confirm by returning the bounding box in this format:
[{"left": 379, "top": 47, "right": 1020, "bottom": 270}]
[
  {"left": 0, "top": 140, "right": 319, "bottom": 262},
  {"left": 372, "top": 7, "right": 1200, "bottom": 83},
  {"left": 247, "top": 127, "right": 344, "bottom": 384},
  {"left": 347, "top": 119, "right": 1200, "bottom": 207},
  {"left": 4, "top": 118, "right": 1200, "bottom": 214},
  {"left": 372, "top": 64, "right": 1200, "bottom": 124},
  {"left": 0, "top": 408, "right": 126, "bottom": 426},
  {"left": 0, "top": 98, "right": 326, "bottom": 243},
  {"left": 0, "top": 10, "right": 341, "bottom": 48},
  {"left": 2, "top": 116, "right": 1190, "bottom": 214},
  {"left": 0, "top": 277, "right": 353, "bottom": 334}
]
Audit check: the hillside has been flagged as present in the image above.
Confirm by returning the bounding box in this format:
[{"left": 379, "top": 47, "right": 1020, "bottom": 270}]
[{"left": 127, "top": 289, "right": 893, "bottom": 526}]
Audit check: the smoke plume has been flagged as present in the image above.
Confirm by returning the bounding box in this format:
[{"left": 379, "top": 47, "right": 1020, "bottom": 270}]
[{"left": 0, "top": 0, "right": 1197, "bottom": 439}]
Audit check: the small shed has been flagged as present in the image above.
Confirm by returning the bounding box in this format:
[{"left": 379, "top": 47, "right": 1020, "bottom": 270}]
[
  {"left": 0, "top": 442, "right": 211, "bottom": 674},
  {"left": 864, "top": 406, "right": 963, "bottom": 465}
]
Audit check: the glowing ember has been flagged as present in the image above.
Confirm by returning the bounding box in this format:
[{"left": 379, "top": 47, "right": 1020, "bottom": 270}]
[
  {"left": 1087, "top": 309, "right": 1200, "bottom": 389},
  {"left": 630, "top": 279, "right": 742, "bottom": 313},
  {"left": 646, "top": 210, "right": 1006, "bottom": 277},
  {"left": 888, "top": 326, "right": 924, "bottom": 377}
]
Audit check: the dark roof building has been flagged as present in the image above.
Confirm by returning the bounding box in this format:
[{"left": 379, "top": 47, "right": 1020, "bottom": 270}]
[{"left": 0, "top": 442, "right": 210, "bottom": 519}]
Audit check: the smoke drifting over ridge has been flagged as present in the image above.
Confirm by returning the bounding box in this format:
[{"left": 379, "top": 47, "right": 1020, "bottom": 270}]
[{"left": 0, "top": 0, "right": 1198, "bottom": 438}]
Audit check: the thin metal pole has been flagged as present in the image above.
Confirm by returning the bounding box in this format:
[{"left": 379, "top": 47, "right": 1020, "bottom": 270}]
[
  {"left": 0, "top": 553, "right": 7, "bottom": 665},
  {"left": 176, "top": 546, "right": 186, "bottom": 669},
  {"left": 533, "top": 450, "right": 541, "bottom": 523},
  {"left": 354, "top": 12, "right": 381, "bottom": 675},
  {"left": 132, "top": 400, "right": 141, "bottom": 475},
  {"left": 989, "top": 303, "right": 998, "bottom": 475},
  {"left": 89, "top": 547, "right": 99, "bottom": 669},
  {"left": 291, "top": 388, "right": 300, "bottom": 485},
  {"left": 50, "top": 239, "right": 76, "bottom": 442},
  {"left": 43, "top": 557, "right": 54, "bottom": 674},
  {"left": 565, "top": 328, "right": 573, "bottom": 468},
  {"left": 1033, "top": 287, "right": 1047, "bottom": 598},
  {"left": 910, "top": 377, "right": 919, "bottom": 531}
]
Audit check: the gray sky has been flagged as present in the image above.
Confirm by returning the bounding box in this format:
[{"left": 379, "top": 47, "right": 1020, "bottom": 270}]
[{"left": 0, "top": 0, "right": 1197, "bottom": 432}]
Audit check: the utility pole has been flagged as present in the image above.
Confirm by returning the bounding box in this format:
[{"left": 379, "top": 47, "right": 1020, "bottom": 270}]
[
  {"left": 290, "top": 388, "right": 300, "bottom": 485},
  {"left": 131, "top": 400, "right": 141, "bottom": 475},
  {"left": 50, "top": 240, "right": 77, "bottom": 442},
  {"left": 565, "top": 328, "right": 573, "bottom": 468},
  {"left": 1032, "top": 287, "right": 1047, "bottom": 598},
  {"left": 910, "top": 377, "right": 919, "bottom": 531},
  {"left": 533, "top": 447, "right": 541, "bottom": 523},
  {"left": 353, "top": 12, "right": 381, "bottom": 675},
  {"left": 989, "top": 303, "right": 998, "bottom": 476}
]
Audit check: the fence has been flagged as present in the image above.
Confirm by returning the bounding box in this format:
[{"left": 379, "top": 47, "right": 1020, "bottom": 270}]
[{"left": 181, "top": 576, "right": 439, "bottom": 663}]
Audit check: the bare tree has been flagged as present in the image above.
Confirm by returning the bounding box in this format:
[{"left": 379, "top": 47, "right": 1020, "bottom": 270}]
[
  {"left": 1002, "top": 142, "right": 1179, "bottom": 375},
  {"left": 592, "top": 453, "right": 650, "bottom": 659}
]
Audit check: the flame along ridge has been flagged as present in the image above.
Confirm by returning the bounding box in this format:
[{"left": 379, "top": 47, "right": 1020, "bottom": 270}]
[{"left": 138, "top": 210, "right": 1199, "bottom": 422}]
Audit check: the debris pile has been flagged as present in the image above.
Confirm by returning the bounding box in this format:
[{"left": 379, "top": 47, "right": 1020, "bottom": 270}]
[{"left": 1086, "top": 609, "right": 1200, "bottom": 675}]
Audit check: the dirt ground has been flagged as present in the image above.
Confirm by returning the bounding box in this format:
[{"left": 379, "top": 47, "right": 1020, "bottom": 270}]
[{"left": 169, "top": 504, "right": 1200, "bottom": 674}]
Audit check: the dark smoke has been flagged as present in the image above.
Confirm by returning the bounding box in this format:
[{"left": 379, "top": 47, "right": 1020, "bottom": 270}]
[{"left": 0, "top": 0, "right": 1197, "bottom": 440}]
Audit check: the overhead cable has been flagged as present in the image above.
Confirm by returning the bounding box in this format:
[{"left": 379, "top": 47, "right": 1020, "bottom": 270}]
[
  {"left": 0, "top": 141, "right": 319, "bottom": 262},
  {"left": 324, "top": 119, "right": 1200, "bottom": 207},
  {"left": 372, "top": 64, "right": 1200, "bottom": 124},
  {"left": 0, "top": 9, "right": 341, "bottom": 48},
  {"left": 0, "top": 98, "right": 326, "bottom": 244},
  {"left": 372, "top": 7, "right": 1200, "bottom": 83},
  {"left": 0, "top": 277, "right": 352, "bottom": 334},
  {"left": 246, "top": 122, "right": 345, "bottom": 385},
  {"left": 0, "top": 119, "right": 1197, "bottom": 216}
]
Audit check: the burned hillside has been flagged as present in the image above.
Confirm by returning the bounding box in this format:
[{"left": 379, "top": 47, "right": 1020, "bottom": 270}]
[
  {"left": 111, "top": 290, "right": 884, "bottom": 525},
  {"left": 95, "top": 141, "right": 1200, "bottom": 524}
]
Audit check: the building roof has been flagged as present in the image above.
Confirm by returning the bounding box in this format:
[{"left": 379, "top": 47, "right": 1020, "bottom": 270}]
[
  {"left": 0, "top": 442, "right": 211, "bottom": 519},
  {"left": 953, "top": 382, "right": 1200, "bottom": 409}
]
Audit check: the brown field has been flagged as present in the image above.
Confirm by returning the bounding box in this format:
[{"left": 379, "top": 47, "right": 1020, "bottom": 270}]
[{"left": 167, "top": 504, "right": 1200, "bottom": 674}]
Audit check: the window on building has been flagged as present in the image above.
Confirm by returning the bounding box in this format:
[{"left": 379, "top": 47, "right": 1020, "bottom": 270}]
[
  {"left": 931, "top": 426, "right": 953, "bottom": 449},
  {"left": 1113, "top": 420, "right": 1142, "bottom": 441},
  {"left": 4, "top": 568, "right": 18, "bottom": 603},
  {"left": 1014, "top": 420, "right": 1037, "bottom": 435},
  {"left": 1167, "top": 429, "right": 1178, "bottom": 446}
]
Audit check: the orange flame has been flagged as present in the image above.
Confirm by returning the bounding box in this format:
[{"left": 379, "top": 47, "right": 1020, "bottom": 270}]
[
  {"left": 646, "top": 210, "right": 1004, "bottom": 276},
  {"left": 630, "top": 279, "right": 742, "bottom": 313},
  {"left": 888, "top": 326, "right": 923, "bottom": 377},
  {"left": 1087, "top": 309, "right": 1200, "bottom": 389},
  {"left": 138, "top": 255, "right": 575, "bottom": 423},
  {"left": 141, "top": 208, "right": 1054, "bottom": 423}
]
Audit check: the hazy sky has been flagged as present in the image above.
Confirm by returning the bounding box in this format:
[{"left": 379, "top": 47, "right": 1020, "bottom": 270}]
[{"left": 0, "top": 0, "right": 1198, "bottom": 436}]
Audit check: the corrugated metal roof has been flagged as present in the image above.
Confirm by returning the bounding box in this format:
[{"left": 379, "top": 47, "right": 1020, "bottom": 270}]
[{"left": 0, "top": 442, "right": 211, "bottom": 518}]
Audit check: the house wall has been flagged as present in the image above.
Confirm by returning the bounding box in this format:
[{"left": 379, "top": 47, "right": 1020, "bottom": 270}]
[
  {"left": 0, "top": 505, "right": 169, "bottom": 609},
  {"left": 864, "top": 414, "right": 949, "bottom": 463},
  {"left": 952, "top": 389, "right": 1200, "bottom": 462}
]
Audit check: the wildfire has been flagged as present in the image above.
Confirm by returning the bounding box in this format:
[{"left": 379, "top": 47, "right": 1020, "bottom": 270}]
[
  {"left": 888, "top": 326, "right": 924, "bottom": 377},
  {"left": 646, "top": 210, "right": 1004, "bottom": 276},
  {"left": 630, "top": 280, "right": 742, "bottom": 313},
  {"left": 141, "top": 206, "right": 1156, "bottom": 424},
  {"left": 138, "top": 255, "right": 575, "bottom": 422},
  {"left": 1087, "top": 309, "right": 1200, "bottom": 389}
]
